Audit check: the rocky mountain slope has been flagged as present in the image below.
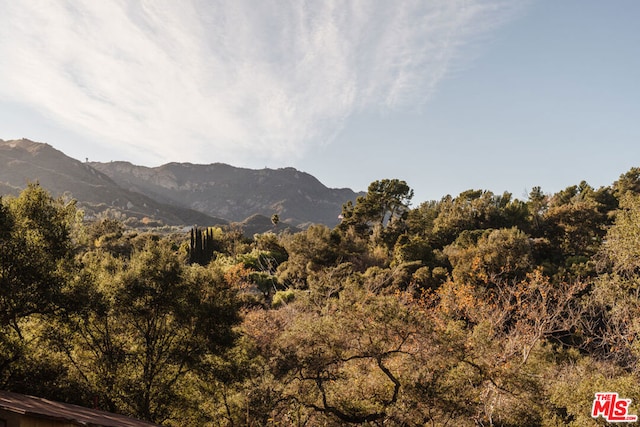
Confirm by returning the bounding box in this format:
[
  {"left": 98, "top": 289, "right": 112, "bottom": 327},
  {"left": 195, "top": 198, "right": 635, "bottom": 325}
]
[
  {"left": 0, "top": 139, "right": 362, "bottom": 229},
  {"left": 89, "top": 161, "right": 361, "bottom": 227},
  {"left": 0, "top": 139, "right": 224, "bottom": 227}
]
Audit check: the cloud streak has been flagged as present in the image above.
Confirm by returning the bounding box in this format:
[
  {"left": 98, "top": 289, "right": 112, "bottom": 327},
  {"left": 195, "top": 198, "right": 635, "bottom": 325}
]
[{"left": 0, "top": 0, "right": 522, "bottom": 165}]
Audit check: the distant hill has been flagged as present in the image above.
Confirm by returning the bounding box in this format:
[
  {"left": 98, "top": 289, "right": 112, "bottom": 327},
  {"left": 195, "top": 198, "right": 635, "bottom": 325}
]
[
  {"left": 0, "top": 139, "right": 362, "bottom": 230},
  {"left": 0, "top": 139, "right": 225, "bottom": 227},
  {"left": 233, "top": 214, "right": 298, "bottom": 236},
  {"left": 88, "top": 160, "right": 361, "bottom": 227}
]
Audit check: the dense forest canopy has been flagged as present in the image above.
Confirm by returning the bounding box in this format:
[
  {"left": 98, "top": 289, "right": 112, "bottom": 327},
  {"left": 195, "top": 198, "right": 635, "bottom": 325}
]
[{"left": 2, "top": 170, "right": 640, "bottom": 426}]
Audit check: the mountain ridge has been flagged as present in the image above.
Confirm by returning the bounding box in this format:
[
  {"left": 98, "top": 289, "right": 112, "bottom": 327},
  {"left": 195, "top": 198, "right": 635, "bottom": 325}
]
[
  {"left": 89, "top": 159, "right": 361, "bottom": 227},
  {"left": 0, "top": 138, "right": 225, "bottom": 227},
  {"left": 0, "top": 139, "right": 362, "bottom": 229}
]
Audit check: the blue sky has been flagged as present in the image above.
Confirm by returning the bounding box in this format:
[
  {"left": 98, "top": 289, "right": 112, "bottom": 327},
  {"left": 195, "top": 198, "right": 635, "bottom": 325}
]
[{"left": 1, "top": 1, "right": 639, "bottom": 204}]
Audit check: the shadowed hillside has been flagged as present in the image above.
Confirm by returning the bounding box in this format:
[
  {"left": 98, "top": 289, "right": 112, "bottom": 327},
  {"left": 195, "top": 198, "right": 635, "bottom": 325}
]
[
  {"left": 89, "top": 161, "right": 362, "bottom": 227},
  {"left": 0, "top": 138, "right": 362, "bottom": 230},
  {"left": 0, "top": 139, "right": 225, "bottom": 227}
]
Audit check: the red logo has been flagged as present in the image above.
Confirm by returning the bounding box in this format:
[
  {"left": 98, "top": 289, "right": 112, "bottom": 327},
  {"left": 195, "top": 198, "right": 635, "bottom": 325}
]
[{"left": 592, "top": 392, "right": 638, "bottom": 422}]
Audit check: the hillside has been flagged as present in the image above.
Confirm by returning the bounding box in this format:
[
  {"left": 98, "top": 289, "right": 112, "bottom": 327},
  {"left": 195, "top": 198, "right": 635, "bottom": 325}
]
[
  {"left": 0, "top": 139, "right": 362, "bottom": 229},
  {"left": 89, "top": 160, "right": 361, "bottom": 227},
  {"left": 0, "top": 139, "right": 225, "bottom": 227},
  {"left": 4, "top": 161, "right": 640, "bottom": 425}
]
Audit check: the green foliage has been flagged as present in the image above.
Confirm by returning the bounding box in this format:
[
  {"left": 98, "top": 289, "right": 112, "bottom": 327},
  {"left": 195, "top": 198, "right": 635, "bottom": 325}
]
[
  {"left": 417, "top": 190, "right": 526, "bottom": 250},
  {"left": 444, "top": 227, "right": 533, "bottom": 286},
  {"left": 272, "top": 289, "right": 295, "bottom": 308},
  {"left": 189, "top": 226, "right": 223, "bottom": 265},
  {"left": 598, "top": 193, "right": 640, "bottom": 276},
  {"left": 85, "top": 217, "right": 129, "bottom": 255},
  {"left": 253, "top": 232, "right": 288, "bottom": 260},
  {"left": 277, "top": 224, "right": 343, "bottom": 288},
  {"left": 53, "top": 241, "right": 241, "bottom": 424},
  {"left": 5, "top": 173, "right": 640, "bottom": 425},
  {"left": 340, "top": 179, "right": 413, "bottom": 246},
  {"left": 0, "top": 183, "right": 77, "bottom": 326},
  {"left": 0, "top": 184, "right": 86, "bottom": 401},
  {"left": 613, "top": 167, "right": 640, "bottom": 196},
  {"left": 543, "top": 198, "right": 605, "bottom": 273}
]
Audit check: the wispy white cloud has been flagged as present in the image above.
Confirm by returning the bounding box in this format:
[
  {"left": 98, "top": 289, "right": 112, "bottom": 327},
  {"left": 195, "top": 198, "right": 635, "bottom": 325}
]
[{"left": 0, "top": 0, "right": 523, "bottom": 164}]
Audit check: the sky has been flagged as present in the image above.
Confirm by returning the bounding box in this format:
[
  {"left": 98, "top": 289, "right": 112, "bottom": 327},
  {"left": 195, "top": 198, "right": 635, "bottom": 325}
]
[{"left": 1, "top": 1, "right": 639, "bottom": 204}]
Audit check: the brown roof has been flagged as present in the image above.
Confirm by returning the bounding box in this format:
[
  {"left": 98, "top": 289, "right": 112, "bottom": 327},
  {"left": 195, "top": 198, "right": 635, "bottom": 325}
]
[{"left": 0, "top": 391, "right": 161, "bottom": 427}]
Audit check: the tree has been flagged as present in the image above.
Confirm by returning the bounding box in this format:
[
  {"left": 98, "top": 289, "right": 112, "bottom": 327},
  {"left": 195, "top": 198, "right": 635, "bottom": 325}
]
[
  {"left": 339, "top": 180, "right": 414, "bottom": 254},
  {"left": 189, "top": 226, "right": 223, "bottom": 265},
  {"left": 340, "top": 179, "right": 413, "bottom": 231},
  {"left": 55, "top": 239, "right": 241, "bottom": 424},
  {"left": 583, "top": 194, "right": 640, "bottom": 370},
  {"left": 613, "top": 167, "right": 640, "bottom": 197},
  {"left": 434, "top": 270, "right": 587, "bottom": 425},
  {"left": 0, "top": 183, "right": 78, "bottom": 338},
  {"left": 429, "top": 190, "right": 523, "bottom": 249},
  {"left": 0, "top": 184, "right": 81, "bottom": 397},
  {"left": 527, "top": 186, "right": 547, "bottom": 233},
  {"left": 598, "top": 193, "right": 640, "bottom": 277},
  {"left": 277, "top": 224, "right": 343, "bottom": 288},
  {"left": 242, "top": 282, "right": 432, "bottom": 424},
  {"left": 543, "top": 194, "right": 605, "bottom": 269},
  {"left": 444, "top": 227, "right": 533, "bottom": 287}
]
